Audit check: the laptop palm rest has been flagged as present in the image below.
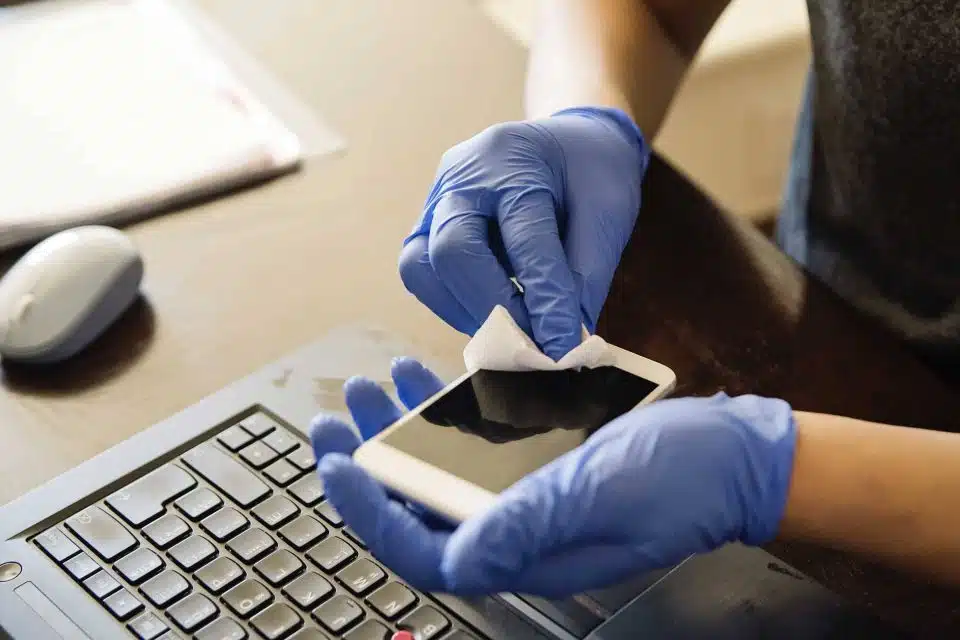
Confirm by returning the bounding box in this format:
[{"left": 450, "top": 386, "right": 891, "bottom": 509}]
[{"left": 586, "top": 544, "right": 903, "bottom": 639}]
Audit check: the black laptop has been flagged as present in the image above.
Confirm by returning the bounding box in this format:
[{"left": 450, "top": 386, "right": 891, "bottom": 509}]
[{"left": 0, "top": 326, "right": 900, "bottom": 639}]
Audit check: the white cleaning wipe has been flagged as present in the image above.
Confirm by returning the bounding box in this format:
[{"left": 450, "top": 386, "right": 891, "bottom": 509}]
[{"left": 463, "top": 305, "right": 615, "bottom": 371}]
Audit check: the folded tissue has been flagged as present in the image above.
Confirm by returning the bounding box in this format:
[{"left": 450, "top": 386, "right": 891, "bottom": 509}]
[{"left": 462, "top": 306, "right": 615, "bottom": 372}]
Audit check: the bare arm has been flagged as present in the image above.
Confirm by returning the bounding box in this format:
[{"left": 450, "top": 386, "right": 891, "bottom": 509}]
[
  {"left": 525, "top": 0, "right": 731, "bottom": 137},
  {"left": 782, "top": 412, "right": 960, "bottom": 585}
]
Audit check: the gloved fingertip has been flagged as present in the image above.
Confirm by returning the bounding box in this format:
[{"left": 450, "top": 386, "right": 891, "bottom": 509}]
[
  {"left": 391, "top": 358, "right": 445, "bottom": 409},
  {"left": 343, "top": 377, "right": 402, "bottom": 440},
  {"left": 315, "top": 451, "right": 354, "bottom": 478},
  {"left": 342, "top": 375, "right": 377, "bottom": 395},
  {"left": 389, "top": 356, "right": 428, "bottom": 379},
  {"left": 318, "top": 453, "right": 391, "bottom": 516},
  {"left": 308, "top": 415, "right": 362, "bottom": 457},
  {"left": 541, "top": 334, "right": 581, "bottom": 362}
]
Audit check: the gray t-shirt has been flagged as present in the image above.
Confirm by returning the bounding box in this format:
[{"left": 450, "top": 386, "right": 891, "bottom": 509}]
[{"left": 777, "top": 0, "right": 960, "bottom": 379}]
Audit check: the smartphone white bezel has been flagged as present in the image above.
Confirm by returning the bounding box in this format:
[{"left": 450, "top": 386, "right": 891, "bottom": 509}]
[{"left": 353, "top": 345, "right": 677, "bottom": 524}]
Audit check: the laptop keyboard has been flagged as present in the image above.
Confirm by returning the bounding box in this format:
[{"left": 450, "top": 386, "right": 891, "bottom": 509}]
[{"left": 32, "top": 412, "right": 483, "bottom": 640}]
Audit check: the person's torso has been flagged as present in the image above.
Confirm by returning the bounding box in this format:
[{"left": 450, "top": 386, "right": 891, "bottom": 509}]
[{"left": 778, "top": 0, "right": 960, "bottom": 378}]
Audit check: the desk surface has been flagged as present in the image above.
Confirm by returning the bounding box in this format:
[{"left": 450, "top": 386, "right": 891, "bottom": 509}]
[{"left": 1, "top": 1, "right": 959, "bottom": 636}]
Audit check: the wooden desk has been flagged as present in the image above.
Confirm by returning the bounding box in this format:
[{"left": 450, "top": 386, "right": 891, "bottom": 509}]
[{"left": 0, "top": 0, "right": 957, "bottom": 636}]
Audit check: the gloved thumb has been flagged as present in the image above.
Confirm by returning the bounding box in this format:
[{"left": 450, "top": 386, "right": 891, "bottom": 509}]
[{"left": 440, "top": 481, "right": 558, "bottom": 594}]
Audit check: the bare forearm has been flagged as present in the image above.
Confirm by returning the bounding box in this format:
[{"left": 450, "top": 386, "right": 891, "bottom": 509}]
[
  {"left": 525, "top": 0, "right": 729, "bottom": 137},
  {"left": 781, "top": 412, "right": 960, "bottom": 584}
]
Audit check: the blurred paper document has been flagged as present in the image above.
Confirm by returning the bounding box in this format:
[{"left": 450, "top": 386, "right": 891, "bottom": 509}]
[{"left": 0, "top": 0, "right": 341, "bottom": 249}]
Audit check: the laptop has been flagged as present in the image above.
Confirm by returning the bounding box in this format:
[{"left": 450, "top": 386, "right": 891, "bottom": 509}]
[{"left": 0, "top": 326, "right": 902, "bottom": 639}]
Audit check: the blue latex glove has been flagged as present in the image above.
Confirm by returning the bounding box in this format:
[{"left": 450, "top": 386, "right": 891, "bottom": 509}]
[
  {"left": 310, "top": 358, "right": 798, "bottom": 598},
  {"left": 399, "top": 107, "right": 649, "bottom": 360}
]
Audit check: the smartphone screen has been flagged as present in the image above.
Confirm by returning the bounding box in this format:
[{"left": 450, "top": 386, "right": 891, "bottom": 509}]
[{"left": 380, "top": 367, "right": 659, "bottom": 493}]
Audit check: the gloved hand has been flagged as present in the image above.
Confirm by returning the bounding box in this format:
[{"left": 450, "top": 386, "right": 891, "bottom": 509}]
[
  {"left": 399, "top": 107, "right": 649, "bottom": 361},
  {"left": 310, "top": 358, "right": 798, "bottom": 598}
]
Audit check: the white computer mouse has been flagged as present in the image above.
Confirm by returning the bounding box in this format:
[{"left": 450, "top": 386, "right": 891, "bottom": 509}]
[{"left": 0, "top": 225, "right": 144, "bottom": 363}]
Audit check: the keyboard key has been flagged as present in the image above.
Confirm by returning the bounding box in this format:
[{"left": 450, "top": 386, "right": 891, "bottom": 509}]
[
  {"left": 288, "top": 475, "right": 324, "bottom": 507},
  {"left": 263, "top": 459, "right": 302, "bottom": 486},
  {"left": 342, "top": 526, "right": 367, "bottom": 549},
  {"left": 306, "top": 536, "right": 355, "bottom": 573},
  {"left": 240, "top": 413, "right": 278, "bottom": 437},
  {"left": 345, "top": 620, "right": 391, "bottom": 640},
  {"left": 83, "top": 570, "right": 121, "bottom": 599},
  {"left": 116, "top": 548, "right": 164, "bottom": 585},
  {"left": 254, "top": 549, "right": 304, "bottom": 587},
  {"left": 367, "top": 582, "right": 417, "bottom": 620},
  {"left": 175, "top": 488, "right": 223, "bottom": 521},
  {"left": 169, "top": 535, "right": 217, "bottom": 571},
  {"left": 263, "top": 429, "right": 300, "bottom": 456},
  {"left": 240, "top": 442, "right": 279, "bottom": 469},
  {"left": 201, "top": 507, "right": 249, "bottom": 542},
  {"left": 290, "top": 631, "right": 330, "bottom": 640},
  {"left": 252, "top": 495, "right": 299, "bottom": 529},
  {"left": 227, "top": 528, "right": 277, "bottom": 564},
  {"left": 128, "top": 612, "right": 168, "bottom": 640},
  {"left": 141, "top": 570, "right": 190, "bottom": 608},
  {"left": 143, "top": 514, "right": 190, "bottom": 549},
  {"left": 196, "top": 617, "right": 248, "bottom": 640},
  {"left": 282, "top": 572, "right": 333, "bottom": 610},
  {"left": 167, "top": 592, "right": 218, "bottom": 632},
  {"left": 251, "top": 602, "right": 303, "bottom": 640},
  {"left": 337, "top": 559, "right": 385, "bottom": 596},
  {"left": 104, "top": 588, "right": 144, "bottom": 621},
  {"left": 286, "top": 448, "right": 316, "bottom": 471},
  {"left": 223, "top": 578, "right": 273, "bottom": 618},
  {"left": 106, "top": 464, "right": 197, "bottom": 527},
  {"left": 35, "top": 528, "right": 79, "bottom": 562},
  {"left": 218, "top": 425, "right": 255, "bottom": 452},
  {"left": 65, "top": 506, "right": 138, "bottom": 562},
  {"left": 182, "top": 444, "right": 271, "bottom": 508},
  {"left": 64, "top": 552, "right": 99, "bottom": 580},
  {"left": 279, "top": 515, "right": 327, "bottom": 551},
  {"left": 398, "top": 606, "right": 450, "bottom": 640},
  {"left": 313, "top": 594, "right": 364, "bottom": 634},
  {"left": 196, "top": 556, "right": 245, "bottom": 594},
  {"left": 315, "top": 502, "right": 343, "bottom": 527}
]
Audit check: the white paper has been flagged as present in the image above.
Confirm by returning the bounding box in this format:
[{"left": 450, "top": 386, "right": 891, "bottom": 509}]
[
  {"left": 463, "top": 306, "right": 615, "bottom": 372},
  {"left": 0, "top": 0, "right": 343, "bottom": 249}
]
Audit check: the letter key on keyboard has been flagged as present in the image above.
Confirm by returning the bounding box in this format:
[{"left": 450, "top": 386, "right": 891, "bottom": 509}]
[
  {"left": 367, "top": 581, "right": 417, "bottom": 620},
  {"left": 115, "top": 548, "right": 164, "bottom": 584},
  {"left": 127, "top": 612, "right": 168, "bottom": 640},
  {"left": 251, "top": 602, "right": 303, "bottom": 640},
  {"left": 282, "top": 572, "right": 333, "bottom": 610},
  {"left": 399, "top": 606, "right": 451, "bottom": 640},
  {"left": 227, "top": 528, "right": 277, "bottom": 564},
  {"left": 106, "top": 464, "right": 196, "bottom": 527},
  {"left": 65, "top": 506, "right": 137, "bottom": 561},
  {"left": 223, "top": 578, "right": 274, "bottom": 618},
  {"left": 142, "top": 514, "right": 190, "bottom": 549},
  {"left": 141, "top": 570, "right": 190, "bottom": 608},
  {"left": 313, "top": 594, "right": 364, "bottom": 634},
  {"left": 182, "top": 444, "right": 271, "bottom": 508},
  {"left": 337, "top": 558, "right": 385, "bottom": 596},
  {"left": 167, "top": 592, "right": 219, "bottom": 632},
  {"left": 196, "top": 617, "right": 246, "bottom": 640}
]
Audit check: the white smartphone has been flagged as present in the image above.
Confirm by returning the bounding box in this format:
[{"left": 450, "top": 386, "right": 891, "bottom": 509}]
[{"left": 354, "top": 345, "right": 677, "bottom": 524}]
